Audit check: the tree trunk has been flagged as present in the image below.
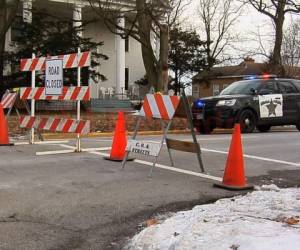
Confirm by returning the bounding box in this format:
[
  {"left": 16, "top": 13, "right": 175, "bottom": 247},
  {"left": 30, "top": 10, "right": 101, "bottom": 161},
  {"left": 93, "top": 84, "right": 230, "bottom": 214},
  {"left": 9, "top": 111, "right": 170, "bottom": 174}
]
[
  {"left": 174, "top": 68, "right": 178, "bottom": 95},
  {"left": 0, "top": 4, "right": 7, "bottom": 98},
  {"left": 159, "top": 23, "right": 169, "bottom": 93},
  {"left": 270, "top": 1, "right": 285, "bottom": 75},
  {"left": 0, "top": 0, "right": 20, "bottom": 97},
  {"left": 0, "top": 39, "right": 5, "bottom": 97},
  {"left": 136, "top": 0, "right": 159, "bottom": 91},
  {"left": 136, "top": 0, "right": 170, "bottom": 92},
  {"left": 273, "top": 22, "right": 283, "bottom": 65},
  {"left": 271, "top": 18, "right": 285, "bottom": 76},
  {"left": 141, "top": 42, "right": 159, "bottom": 90},
  {"left": 206, "top": 23, "right": 212, "bottom": 70}
]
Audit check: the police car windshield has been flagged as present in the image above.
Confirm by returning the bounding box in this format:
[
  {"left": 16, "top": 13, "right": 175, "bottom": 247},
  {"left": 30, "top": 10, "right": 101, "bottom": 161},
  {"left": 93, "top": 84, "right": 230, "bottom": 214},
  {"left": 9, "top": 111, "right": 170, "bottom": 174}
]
[{"left": 220, "top": 80, "right": 261, "bottom": 95}]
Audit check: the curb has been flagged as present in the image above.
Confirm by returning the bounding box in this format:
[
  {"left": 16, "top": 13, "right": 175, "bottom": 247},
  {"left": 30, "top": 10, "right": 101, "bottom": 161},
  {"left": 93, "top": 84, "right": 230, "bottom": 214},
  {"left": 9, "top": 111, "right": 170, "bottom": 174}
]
[
  {"left": 42, "top": 130, "right": 193, "bottom": 140},
  {"left": 13, "top": 127, "right": 297, "bottom": 140},
  {"left": 41, "top": 128, "right": 235, "bottom": 140}
]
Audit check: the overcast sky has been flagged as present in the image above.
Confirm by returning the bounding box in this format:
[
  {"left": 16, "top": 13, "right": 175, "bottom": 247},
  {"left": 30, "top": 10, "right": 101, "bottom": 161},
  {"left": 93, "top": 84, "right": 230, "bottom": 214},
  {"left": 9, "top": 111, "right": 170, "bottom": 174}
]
[{"left": 180, "top": 0, "right": 298, "bottom": 65}]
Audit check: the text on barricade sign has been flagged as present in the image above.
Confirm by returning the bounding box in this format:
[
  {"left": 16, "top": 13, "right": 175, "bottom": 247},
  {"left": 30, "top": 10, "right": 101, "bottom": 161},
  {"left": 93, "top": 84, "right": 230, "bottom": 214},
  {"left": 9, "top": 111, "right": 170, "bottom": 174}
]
[
  {"left": 126, "top": 140, "right": 162, "bottom": 157},
  {"left": 45, "top": 59, "right": 63, "bottom": 96}
]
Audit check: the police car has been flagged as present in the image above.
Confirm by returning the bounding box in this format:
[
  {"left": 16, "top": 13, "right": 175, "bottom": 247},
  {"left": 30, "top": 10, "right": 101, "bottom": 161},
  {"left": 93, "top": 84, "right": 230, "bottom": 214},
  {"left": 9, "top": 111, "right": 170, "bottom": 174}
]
[{"left": 192, "top": 77, "right": 300, "bottom": 133}]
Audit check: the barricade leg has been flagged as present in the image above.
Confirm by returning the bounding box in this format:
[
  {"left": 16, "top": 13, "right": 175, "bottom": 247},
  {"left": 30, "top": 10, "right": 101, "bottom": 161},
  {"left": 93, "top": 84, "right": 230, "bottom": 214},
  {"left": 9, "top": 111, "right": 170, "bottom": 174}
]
[
  {"left": 181, "top": 91, "right": 205, "bottom": 172},
  {"left": 23, "top": 100, "right": 44, "bottom": 142},
  {"left": 147, "top": 120, "right": 172, "bottom": 177},
  {"left": 121, "top": 117, "right": 141, "bottom": 170},
  {"left": 167, "top": 146, "right": 175, "bottom": 167}
]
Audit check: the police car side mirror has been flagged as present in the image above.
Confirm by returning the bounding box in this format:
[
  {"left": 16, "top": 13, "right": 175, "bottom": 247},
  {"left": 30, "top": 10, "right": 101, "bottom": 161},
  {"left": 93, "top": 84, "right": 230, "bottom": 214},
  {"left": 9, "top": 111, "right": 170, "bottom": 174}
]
[{"left": 250, "top": 88, "right": 257, "bottom": 95}]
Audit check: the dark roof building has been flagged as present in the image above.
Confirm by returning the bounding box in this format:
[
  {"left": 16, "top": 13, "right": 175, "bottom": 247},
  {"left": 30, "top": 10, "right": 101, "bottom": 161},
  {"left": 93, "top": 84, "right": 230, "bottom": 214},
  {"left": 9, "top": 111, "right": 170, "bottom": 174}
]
[{"left": 192, "top": 57, "right": 300, "bottom": 98}]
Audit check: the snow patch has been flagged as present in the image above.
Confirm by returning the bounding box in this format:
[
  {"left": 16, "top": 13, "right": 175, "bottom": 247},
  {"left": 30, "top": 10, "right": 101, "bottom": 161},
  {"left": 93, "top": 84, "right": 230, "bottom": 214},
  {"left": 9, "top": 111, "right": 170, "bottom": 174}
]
[{"left": 127, "top": 185, "right": 300, "bottom": 250}]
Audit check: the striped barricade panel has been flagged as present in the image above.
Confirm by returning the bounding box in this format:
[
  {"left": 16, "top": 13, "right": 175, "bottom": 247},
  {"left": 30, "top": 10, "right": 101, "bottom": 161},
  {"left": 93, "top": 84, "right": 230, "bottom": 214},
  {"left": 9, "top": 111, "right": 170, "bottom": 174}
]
[
  {"left": 1, "top": 92, "right": 18, "bottom": 109},
  {"left": 20, "top": 51, "right": 91, "bottom": 71},
  {"left": 139, "top": 94, "right": 180, "bottom": 120},
  {"left": 20, "top": 87, "right": 90, "bottom": 101},
  {"left": 20, "top": 116, "right": 90, "bottom": 135}
]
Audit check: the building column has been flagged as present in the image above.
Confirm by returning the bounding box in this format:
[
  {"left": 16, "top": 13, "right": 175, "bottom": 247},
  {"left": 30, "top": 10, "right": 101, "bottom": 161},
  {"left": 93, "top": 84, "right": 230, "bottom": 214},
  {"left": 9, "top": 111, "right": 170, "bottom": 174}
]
[
  {"left": 73, "top": 4, "right": 83, "bottom": 37},
  {"left": 155, "top": 29, "right": 160, "bottom": 60},
  {"left": 115, "top": 16, "right": 125, "bottom": 96},
  {"left": 23, "top": 0, "right": 32, "bottom": 23}
]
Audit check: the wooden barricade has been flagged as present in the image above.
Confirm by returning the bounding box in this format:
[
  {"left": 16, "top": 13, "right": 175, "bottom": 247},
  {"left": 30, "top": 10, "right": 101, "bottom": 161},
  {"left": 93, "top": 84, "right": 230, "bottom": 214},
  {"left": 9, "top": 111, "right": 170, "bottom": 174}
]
[
  {"left": 166, "top": 93, "right": 204, "bottom": 172},
  {"left": 19, "top": 49, "right": 91, "bottom": 152},
  {"left": 1, "top": 92, "right": 18, "bottom": 117},
  {"left": 122, "top": 93, "right": 205, "bottom": 176}
]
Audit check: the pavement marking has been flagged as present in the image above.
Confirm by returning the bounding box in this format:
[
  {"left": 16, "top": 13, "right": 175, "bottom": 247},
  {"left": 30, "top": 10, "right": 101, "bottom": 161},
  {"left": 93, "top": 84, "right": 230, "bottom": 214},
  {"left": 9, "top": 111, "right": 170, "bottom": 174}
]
[
  {"left": 87, "top": 139, "right": 113, "bottom": 142},
  {"left": 202, "top": 148, "right": 300, "bottom": 167},
  {"left": 36, "top": 145, "right": 111, "bottom": 156},
  {"left": 59, "top": 142, "right": 300, "bottom": 168},
  {"left": 58, "top": 144, "right": 222, "bottom": 182},
  {"left": 88, "top": 135, "right": 258, "bottom": 143},
  {"left": 36, "top": 149, "right": 76, "bottom": 156},
  {"left": 132, "top": 159, "right": 222, "bottom": 182},
  {"left": 197, "top": 136, "right": 258, "bottom": 141},
  {"left": 13, "top": 140, "right": 69, "bottom": 145}
]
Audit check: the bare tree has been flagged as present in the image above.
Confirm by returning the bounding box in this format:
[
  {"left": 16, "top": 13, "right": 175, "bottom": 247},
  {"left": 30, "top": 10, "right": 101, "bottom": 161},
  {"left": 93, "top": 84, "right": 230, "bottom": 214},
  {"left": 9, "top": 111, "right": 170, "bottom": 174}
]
[
  {"left": 0, "top": 0, "right": 20, "bottom": 95},
  {"left": 86, "top": 0, "right": 185, "bottom": 91},
  {"left": 244, "top": 0, "right": 300, "bottom": 73},
  {"left": 282, "top": 20, "right": 300, "bottom": 66},
  {"left": 281, "top": 19, "right": 300, "bottom": 77},
  {"left": 197, "top": 0, "right": 244, "bottom": 69}
]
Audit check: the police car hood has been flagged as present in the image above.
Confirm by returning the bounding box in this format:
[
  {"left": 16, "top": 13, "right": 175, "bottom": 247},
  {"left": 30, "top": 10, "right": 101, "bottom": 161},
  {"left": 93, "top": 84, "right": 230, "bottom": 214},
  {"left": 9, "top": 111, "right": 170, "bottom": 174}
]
[{"left": 201, "top": 94, "right": 249, "bottom": 101}]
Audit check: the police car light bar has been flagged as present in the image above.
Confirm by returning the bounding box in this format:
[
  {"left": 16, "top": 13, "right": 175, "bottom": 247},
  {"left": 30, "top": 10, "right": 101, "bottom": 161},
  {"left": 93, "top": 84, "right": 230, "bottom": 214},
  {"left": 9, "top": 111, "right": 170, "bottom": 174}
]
[{"left": 243, "top": 74, "right": 277, "bottom": 80}]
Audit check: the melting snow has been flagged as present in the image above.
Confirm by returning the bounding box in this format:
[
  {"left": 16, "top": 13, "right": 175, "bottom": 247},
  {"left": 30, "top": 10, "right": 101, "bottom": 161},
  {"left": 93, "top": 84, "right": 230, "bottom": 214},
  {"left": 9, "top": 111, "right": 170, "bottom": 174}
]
[{"left": 126, "top": 185, "right": 300, "bottom": 250}]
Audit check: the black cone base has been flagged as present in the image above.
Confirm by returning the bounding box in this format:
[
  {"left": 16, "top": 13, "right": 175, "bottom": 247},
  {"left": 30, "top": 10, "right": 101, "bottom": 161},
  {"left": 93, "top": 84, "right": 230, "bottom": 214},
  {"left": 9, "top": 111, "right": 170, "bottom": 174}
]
[
  {"left": 103, "top": 156, "right": 135, "bottom": 162},
  {"left": 0, "top": 143, "right": 14, "bottom": 146},
  {"left": 213, "top": 183, "right": 254, "bottom": 191}
]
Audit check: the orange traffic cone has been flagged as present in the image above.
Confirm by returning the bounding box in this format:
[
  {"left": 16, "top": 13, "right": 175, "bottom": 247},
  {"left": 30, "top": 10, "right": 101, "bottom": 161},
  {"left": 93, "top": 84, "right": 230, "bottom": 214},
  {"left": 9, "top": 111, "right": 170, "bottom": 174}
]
[
  {"left": 104, "top": 111, "right": 134, "bottom": 162},
  {"left": 0, "top": 104, "right": 12, "bottom": 146},
  {"left": 214, "top": 124, "right": 253, "bottom": 190}
]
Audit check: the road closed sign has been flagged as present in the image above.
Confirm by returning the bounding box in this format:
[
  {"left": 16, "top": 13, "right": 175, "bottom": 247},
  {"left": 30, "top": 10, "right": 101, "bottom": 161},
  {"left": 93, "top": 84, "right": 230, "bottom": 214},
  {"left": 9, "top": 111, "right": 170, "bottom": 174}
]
[{"left": 45, "top": 59, "right": 63, "bottom": 95}]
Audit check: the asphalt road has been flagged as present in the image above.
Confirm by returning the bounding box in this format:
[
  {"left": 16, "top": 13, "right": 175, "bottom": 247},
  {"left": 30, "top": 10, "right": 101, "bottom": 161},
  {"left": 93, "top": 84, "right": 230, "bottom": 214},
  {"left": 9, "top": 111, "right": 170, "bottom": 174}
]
[{"left": 1, "top": 127, "right": 300, "bottom": 249}]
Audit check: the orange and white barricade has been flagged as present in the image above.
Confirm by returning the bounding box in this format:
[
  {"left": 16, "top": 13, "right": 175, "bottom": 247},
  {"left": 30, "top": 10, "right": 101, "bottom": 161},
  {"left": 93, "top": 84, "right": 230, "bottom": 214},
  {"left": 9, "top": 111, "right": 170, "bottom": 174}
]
[
  {"left": 19, "top": 49, "right": 91, "bottom": 153},
  {"left": 122, "top": 93, "right": 180, "bottom": 176},
  {"left": 122, "top": 93, "right": 205, "bottom": 176},
  {"left": 20, "top": 51, "right": 91, "bottom": 71},
  {"left": 1, "top": 92, "right": 18, "bottom": 117}
]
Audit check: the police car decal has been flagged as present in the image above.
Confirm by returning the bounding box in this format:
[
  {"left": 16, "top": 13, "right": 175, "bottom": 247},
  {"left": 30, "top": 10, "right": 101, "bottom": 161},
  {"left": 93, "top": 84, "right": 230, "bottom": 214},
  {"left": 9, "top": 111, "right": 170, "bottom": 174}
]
[{"left": 258, "top": 94, "right": 283, "bottom": 118}]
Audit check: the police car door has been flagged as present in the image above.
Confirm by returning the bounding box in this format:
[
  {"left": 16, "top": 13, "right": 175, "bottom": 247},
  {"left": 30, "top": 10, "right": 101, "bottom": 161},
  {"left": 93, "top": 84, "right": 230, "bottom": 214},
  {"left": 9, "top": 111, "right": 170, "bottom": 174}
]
[
  {"left": 276, "top": 80, "right": 299, "bottom": 123},
  {"left": 257, "top": 81, "right": 282, "bottom": 124}
]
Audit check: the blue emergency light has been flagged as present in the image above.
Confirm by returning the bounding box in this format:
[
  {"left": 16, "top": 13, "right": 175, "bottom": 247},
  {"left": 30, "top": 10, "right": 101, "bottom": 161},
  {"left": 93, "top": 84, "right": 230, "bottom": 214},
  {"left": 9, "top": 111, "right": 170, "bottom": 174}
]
[{"left": 195, "top": 100, "right": 205, "bottom": 108}]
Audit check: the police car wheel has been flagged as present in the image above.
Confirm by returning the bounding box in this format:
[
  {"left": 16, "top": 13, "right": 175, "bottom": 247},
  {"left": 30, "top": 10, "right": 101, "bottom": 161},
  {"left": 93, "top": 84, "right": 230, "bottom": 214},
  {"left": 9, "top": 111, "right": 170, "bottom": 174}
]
[
  {"left": 296, "top": 121, "right": 300, "bottom": 131},
  {"left": 239, "top": 110, "right": 256, "bottom": 133},
  {"left": 256, "top": 125, "right": 271, "bottom": 132}
]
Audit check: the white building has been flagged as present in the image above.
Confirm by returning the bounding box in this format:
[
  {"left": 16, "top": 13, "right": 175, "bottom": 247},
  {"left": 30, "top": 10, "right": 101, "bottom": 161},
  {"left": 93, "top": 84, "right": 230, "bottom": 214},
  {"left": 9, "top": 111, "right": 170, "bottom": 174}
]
[{"left": 5, "top": 0, "right": 154, "bottom": 99}]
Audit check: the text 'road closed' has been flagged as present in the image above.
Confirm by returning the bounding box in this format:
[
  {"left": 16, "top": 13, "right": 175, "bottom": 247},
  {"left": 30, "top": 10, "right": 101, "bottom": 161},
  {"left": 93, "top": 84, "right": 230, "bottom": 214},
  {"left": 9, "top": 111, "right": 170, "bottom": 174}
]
[{"left": 45, "top": 59, "right": 63, "bottom": 95}]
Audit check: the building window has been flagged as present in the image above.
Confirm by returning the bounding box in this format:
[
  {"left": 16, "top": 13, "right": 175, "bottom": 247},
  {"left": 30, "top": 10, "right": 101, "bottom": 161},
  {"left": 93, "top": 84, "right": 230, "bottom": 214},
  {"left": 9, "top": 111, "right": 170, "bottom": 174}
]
[
  {"left": 125, "top": 37, "right": 129, "bottom": 52},
  {"left": 125, "top": 68, "right": 129, "bottom": 90},
  {"left": 213, "top": 83, "right": 220, "bottom": 96}
]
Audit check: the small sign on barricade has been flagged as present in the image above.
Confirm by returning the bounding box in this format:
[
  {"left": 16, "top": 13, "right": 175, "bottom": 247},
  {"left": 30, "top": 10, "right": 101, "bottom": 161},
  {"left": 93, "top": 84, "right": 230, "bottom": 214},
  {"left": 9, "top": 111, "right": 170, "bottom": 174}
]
[
  {"left": 19, "top": 49, "right": 91, "bottom": 154},
  {"left": 122, "top": 93, "right": 205, "bottom": 177}
]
